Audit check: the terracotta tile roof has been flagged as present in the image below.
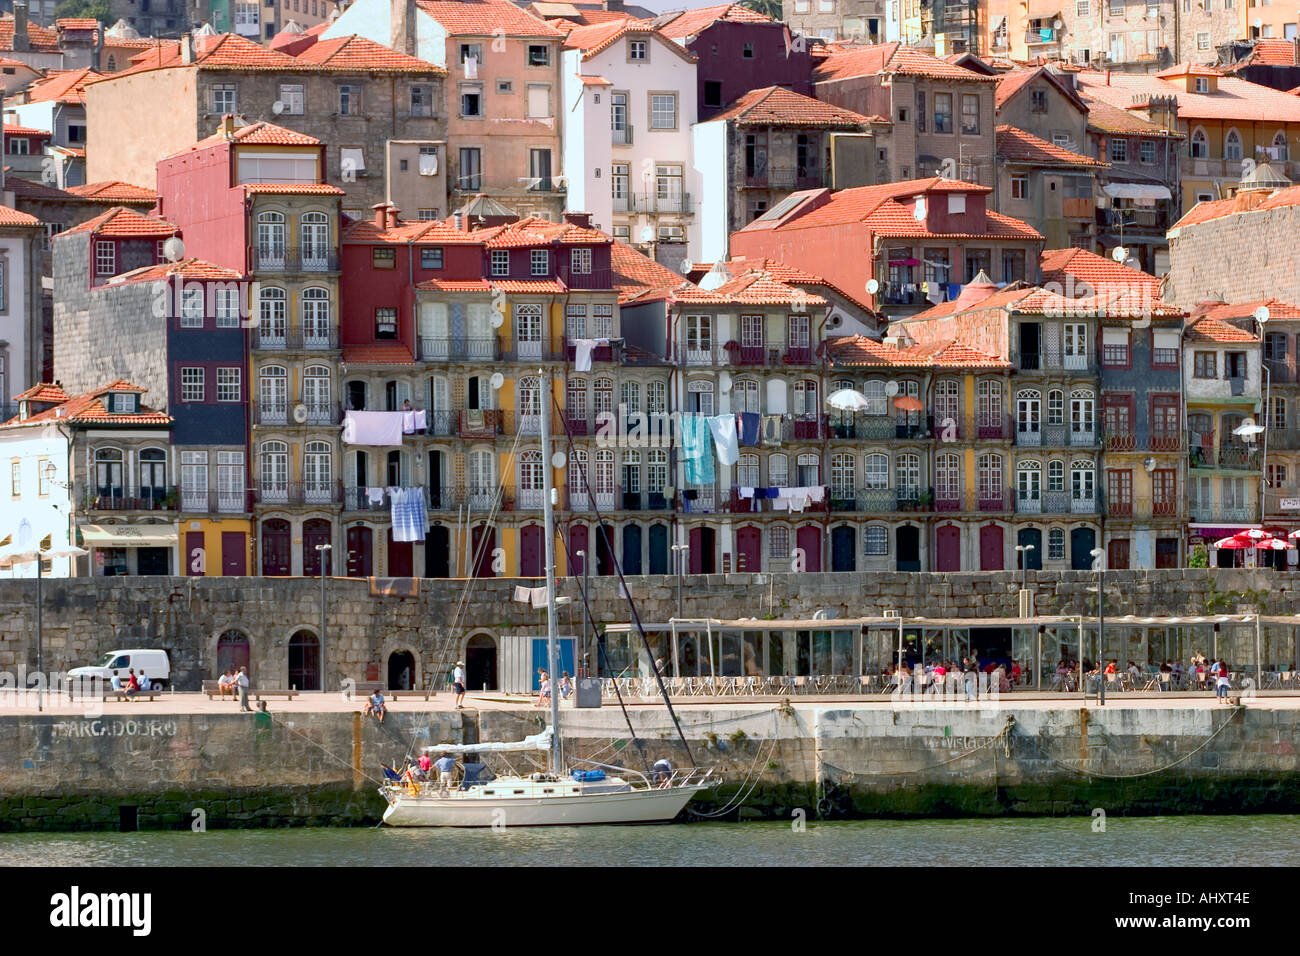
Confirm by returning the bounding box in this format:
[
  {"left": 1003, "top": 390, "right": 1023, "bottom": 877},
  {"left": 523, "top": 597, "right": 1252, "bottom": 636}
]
[
  {"left": 708, "top": 270, "right": 828, "bottom": 306},
  {"left": 2, "top": 175, "right": 73, "bottom": 202},
  {"left": 56, "top": 17, "right": 100, "bottom": 30},
  {"left": 472, "top": 216, "right": 611, "bottom": 247},
  {"left": 610, "top": 240, "right": 687, "bottom": 303},
  {"left": 0, "top": 204, "right": 41, "bottom": 228},
  {"left": 343, "top": 217, "right": 481, "bottom": 244},
  {"left": 293, "top": 34, "right": 446, "bottom": 74},
  {"left": 738, "top": 178, "right": 990, "bottom": 232},
  {"left": 108, "top": 257, "right": 244, "bottom": 283},
  {"left": 3, "top": 381, "right": 171, "bottom": 428},
  {"left": 709, "top": 85, "right": 881, "bottom": 127},
  {"left": 814, "top": 42, "right": 997, "bottom": 83},
  {"left": 1185, "top": 316, "right": 1260, "bottom": 343},
  {"left": 492, "top": 279, "right": 568, "bottom": 292},
  {"left": 578, "top": 74, "right": 612, "bottom": 85},
  {"left": 415, "top": 0, "right": 564, "bottom": 37},
  {"left": 165, "top": 121, "right": 322, "bottom": 159},
  {"left": 995, "top": 67, "right": 1088, "bottom": 112},
  {"left": 242, "top": 183, "right": 345, "bottom": 195},
  {"left": 700, "top": 255, "right": 878, "bottom": 315},
  {"left": 927, "top": 340, "right": 1013, "bottom": 368},
  {"left": 1076, "top": 68, "right": 1300, "bottom": 124},
  {"left": 61, "top": 206, "right": 176, "bottom": 237},
  {"left": 23, "top": 67, "right": 102, "bottom": 104},
  {"left": 907, "top": 285, "right": 1032, "bottom": 319},
  {"left": 1012, "top": 286, "right": 1182, "bottom": 318},
  {"left": 1225, "top": 38, "right": 1297, "bottom": 71},
  {"left": 3, "top": 125, "right": 52, "bottom": 138},
  {"left": 1082, "top": 95, "right": 1183, "bottom": 138},
  {"left": 654, "top": 3, "right": 773, "bottom": 39},
  {"left": 1197, "top": 298, "right": 1300, "bottom": 321},
  {"left": 13, "top": 383, "right": 68, "bottom": 403},
  {"left": 65, "top": 181, "right": 158, "bottom": 204},
  {"left": 341, "top": 343, "right": 417, "bottom": 364},
  {"left": 996, "top": 125, "right": 1107, "bottom": 167},
  {"left": 1170, "top": 184, "right": 1300, "bottom": 230},
  {"left": 565, "top": 18, "right": 695, "bottom": 61},
  {"left": 1156, "top": 62, "right": 1224, "bottom": 79},
  {"left": 0, "top": 15, "right": 60, "bottom": 53},
  {"left": 1039, "top": 247, "right": 1161, "bottom": 298},
  {"left": 827, "top": 334, "right": 1010, "bottom": 369},
  {"left": 416, "top": 278, "right": 493, "bottom": 291},
  {"left": 536, "top": 3, "right": 645, "bottom": 28}
]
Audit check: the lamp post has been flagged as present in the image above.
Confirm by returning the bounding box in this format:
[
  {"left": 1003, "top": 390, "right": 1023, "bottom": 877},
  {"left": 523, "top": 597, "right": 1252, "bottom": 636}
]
[
  {"left": 576, "top": 549, "right": 591, "bottom": 672},
  {"left": 1091, "top": 546, "right": 1106, "bottom": 706},
  {"left": 316, "top": 543, "right": 331, "bottom": 691},
  {"left": 1015, "top": 543, "right": 1035, "bottom": 591},
  {"left": 671, "top": 543, "right": 689, "bottom": 619}
]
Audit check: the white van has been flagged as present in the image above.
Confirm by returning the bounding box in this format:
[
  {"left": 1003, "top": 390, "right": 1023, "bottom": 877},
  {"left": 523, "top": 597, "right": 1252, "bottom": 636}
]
[{"left": 68, "top": 650, "right": 171, "bottom": 690}]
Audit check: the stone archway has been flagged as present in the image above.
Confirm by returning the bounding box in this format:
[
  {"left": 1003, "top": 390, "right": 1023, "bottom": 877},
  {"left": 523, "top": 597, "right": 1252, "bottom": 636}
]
[
  {"left": 288, "top": 629, "right": 320, "bottom": 691},
  {"left": 465, "top": 633, "right": 498, "bottom": 691}
]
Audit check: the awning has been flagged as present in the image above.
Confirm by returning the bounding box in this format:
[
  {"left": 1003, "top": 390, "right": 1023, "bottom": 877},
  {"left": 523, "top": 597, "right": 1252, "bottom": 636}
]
[
  {"left": 1103, "top": 183, "right": 1172, "bottom": 200},
  {"left": 78, "top": 524, "right": 178, "bottom": 547}
]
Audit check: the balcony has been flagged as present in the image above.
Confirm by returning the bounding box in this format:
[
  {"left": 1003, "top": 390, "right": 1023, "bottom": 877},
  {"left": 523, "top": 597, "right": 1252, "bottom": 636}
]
[
  {"left": 612, "top": 124, "right": 633, "bottom": 146},
  {"left": 1263, "top": 359, "right": 1293, "bottom": 385},
  {"left": 343, "top": 485, "right": 487, "bottom": 514},
  {"left": 743, "top": 167, "right": 823, "bottom": 190},
  {"left": 1009, "top": 347, "right": 1094, "bottom": 373},
  {"left": 83, "top": 487, "right": 176, "bottom": 512},
  {"left": 1024, "top": 27, "right": 1059, "bottom": 45},
  {"left": 563, "top": 338, "right": 617, "bottom": 363},
  {"left": 1189, "top": 502, "right": 1254, "bottom": 524},
  {"left": 613, "top": 192, "right": 634, "bottom": 213},
  {"left": 251, "top": 327, "right": 338, "bottom": 351},
  {"left": 500, "top": 337, "right": 566, "bottom": 362},
  {"left": 559, "top": 267, "right": 614, "bottom": 291},
  {"left": 1106, "top": 496, "right": 1183, "bottom": 520},
  {"left": 253, "top": 249, "right": 340, "bottom": 273},
  {"left": 458, "top": 409, "right": 504, "bottom": 439},
  {"left": 1018, "top": 424, "right": 1095, "bottom": 448},
  {"left": 828, "top": 414, "right": 930, "bottom": 440},
  {"left": 1103, "top": 430, "right": 1184, "bottom": 452},
  {"left": 634, "top": 191, "right": 692, "bottom": 215},
  {"left": 1268, "top": 427, "right": 1300, "bottom": 450},
  {"left": 932, "top": 414, "right": 1012, "bottom": 441},
  {"left": 419, "top": 336, "right": 502, "bottom": 362},
  {"left": 566, "top": 489, "right": 619, "bottom": 513},
  {"left": 180, "top": 487, "right": 253, "bottom": 514},
  {"left": 253, "top": 401, "right": 341, "bottom": 426},
  {"left": 827, "top": 488, "right": 928, "bottom": 513},
  {"left": 255, "top": 480, "right": 343, "bottom": 506},
  {"left": 688, "top": 339, "right": 819, "bottom": 368},
  {"left": 1189, "top": 437, "right": 1261, "bottom": 471}
]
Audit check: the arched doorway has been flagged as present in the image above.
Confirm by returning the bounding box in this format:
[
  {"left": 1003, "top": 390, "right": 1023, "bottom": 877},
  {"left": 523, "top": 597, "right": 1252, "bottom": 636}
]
[
  {"left": 831, "top": 525, "right": 856, "bottom": 572},
  {"left": 796, "top": 525, "right": 822, "bottom": 572},
  {"left": 288, "top": 630, "right": 320, "bottom": 691},
  {"left": 465, "top": 633, "right": 497, "bottom": 691},
  {"left": 426, "top": 524, "right": 450, "bottom": 578},
  {"left": 689, "top": 525, "right": 717, "bottom": 573},
  {"left": 736, "top": 525, "right": 761, "bottom": 573},
  {"left": 387, "top": 650, "right": 415, "bottom": 690},
  {"left": 216, "top": 629, "right": 250, "bottom": 680},
  {"left": 980, "top": 524, "right": 1004, "bottom": 571},
  {"left": 648, "top": 524, "right": 668, "bottom": 574},
  {"left": 303, "top": 518, "right": 332, "bottom": 576},
  {"left": 934, "top": 524, "right": 959, "bottom": 572},
  {"left": 596, "top": 523, "right": 615, "bottom": 575},
  {"left": 622, "top": 524, "right": 643, "bottom": 575},
  {"left": 346, "top": 525, "right": 373, "bottom": 577},
  {"left": 471, "top": 523, "right": 496, "bottom": 578},
  {"left": 1017, "top": 528, "right": 1042, "bottom": 570},
  {"left": 261, "top": 519, "right": 291, "bottom": 575},
  {"left": 519, "top": 524, "right": 543, "bottom": 577},
  {"left": 568, "top": 523, "right": 588, "bottom": 576},
  {"left": 1070, "top": 527, "right": 1096, "bottom": 570}
]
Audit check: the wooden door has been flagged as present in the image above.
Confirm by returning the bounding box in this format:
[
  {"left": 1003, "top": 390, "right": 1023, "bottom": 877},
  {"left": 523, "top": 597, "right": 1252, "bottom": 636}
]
[
  {"left": 736, "top": 525, "right": 761, "bottom": 573},
  {"left": 346, "top": 525, "right": 373, "bottom": 577},
  {"left": 796, "top": 525, "right": 821, "bottom": 572},
  {"left": 221, "top": 532, "right": 246, "bottom": 576},
  {"left": 261, "top": 519, "right": 291, "bottom": 576},
  {"left": 979, "top": 524, "right": 1004, "bottom": 571},
  {"left": 935, "top": 524, "right": 960, "bottom": 572}
]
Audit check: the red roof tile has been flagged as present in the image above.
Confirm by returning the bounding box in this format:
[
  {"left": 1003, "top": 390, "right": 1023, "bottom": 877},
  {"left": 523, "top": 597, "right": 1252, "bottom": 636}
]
[
  {"left": 0, "top": 204, "right": 41, "bottom": 228},
  {"left": 1185, "top": 316, "right": 1260, "bottom": 343},
  {"left": 1076, "top": 68, "right": 1300, "bottom": 124},
  {"left": 707, "top": 270, "right": 828, "bottom": 306},
  {"left": 1170, "top": 184, "right": 1300, "bottom": 230},
  {"left": 472, "top": 216, "right": 611, "bottom": 247},
  {"left": 1012, "top": 286, "right": 1182, "bottom": 318},
  {"left": 23, "top": 67, "right": 102, "bottom": 104},
  {"left": 293, "top": 34, "right": 446, "bottom": 74},
  {"left": 710, "top": 85, "right": 882, "bottom": 127},
  {"left": 341, "top": 343, "right": 417, "bottom": 364},
  {"left": 65, "top": 181, "right": 158, "bottom": 204},
  {"left": 56, "top": 17, "right": 100, "bottom": 30},
  {"left": 0, "top": 15, "right": 60, "bottom": 53},
  {"left": 814, "top": 42, "right": 997, "bottom": 83},
  {"left": 416, "top": 278, "right": 493, "bottom": 292},
  {"left": 61, "top": 206, "right": 175, "bottom": 238},
  {"left": 12, "top": 383, "right": 67, "bottom": 403},
  {"left": 996, "top": 125, "right": 1107, "bottom": 167},
  {"left": 827, "top": 334, "right": 1010, "bottom": 369},
  {"left": 343, "top": 216, "right": 482, "bottom": 244},
  {"left": 995, "top": 67, "right": 1088, "bottom": 112},
  {"left": 654, "top": 3, "right": 773, "bottom": 39},
  {"left": 1197, "top": 298, "right": 1300, "bottom": 321},
  {"left": 242, "top": 183, "right": 344, "bottom": 195},
  {"left": 610, "top": 240, "right": 687, "bottom": 303},
  {"left": 492, "top": 279, "right": 568, "bottom": 293},
  {"left": 3, "top": 125, "right": 52, "bottom": 138},
  {"left": 164, "top": 121, "right": 322, "bottom": 160},
  {"left": 565, "top": 18, "right": 695, "bottom": 61},
  {"left": 1039, "top": 247, "right": 1161, "bottom": 298},
  {"left": 108, "top": 258, "right": 244, "bottom": 283},
  {"left": 3, "top": 381, "right": 171, "bottom": 428},
  {"left": 1225, "top": 38, "right": 1297, "bottom": 70},
  {"left": 415, "top": 0, "right": 564, "bottom": 37},
  {"left": 1082, "top": 95, "right": 1183, "bottom": 138}
]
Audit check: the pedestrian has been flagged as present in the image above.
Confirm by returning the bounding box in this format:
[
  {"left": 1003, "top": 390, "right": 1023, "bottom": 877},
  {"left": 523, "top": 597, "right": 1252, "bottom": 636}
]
[
  {"left": 365, "top": 689, "right": 386, "bottom": 722},
  {"left": 1216, "top": 660, "right": 1232, "bottom": 704},
  {"left": 235, "top": 665, "right": 251, "bottom": 712},
  {"left": 124, "top": 668, "right": 140, "bottom": 700},
  {"left": 453, "top": 659, "right": 467, "bottom": 709},
  {"left": 559, "top": 671, "right": 572, "bottom": 700},
  {"left": 536, "top": 670, "right": 552, "bottom": 708}
]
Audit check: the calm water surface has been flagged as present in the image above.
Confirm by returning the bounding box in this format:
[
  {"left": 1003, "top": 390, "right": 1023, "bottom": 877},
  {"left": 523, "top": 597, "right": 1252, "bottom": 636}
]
[{"left": 2, "top": 815, "right": 1297, "bottom": 866}]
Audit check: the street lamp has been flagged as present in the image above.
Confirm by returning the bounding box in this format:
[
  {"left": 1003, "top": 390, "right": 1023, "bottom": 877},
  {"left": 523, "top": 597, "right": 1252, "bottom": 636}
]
[
  {"left": 1090, "top": 546, "right": 1106, "bottom": 707},
  {"left": 671, "top": 543, "right": 689, "bottom": 619},
  {"left": 316, "top": 543, "right": 331, "bottom": 691},
  {"left": 576, "top": 549, "right": 591, "bottom": 672},
  {"left": 1015, "top": 543, "right": 1035, "bottom": 591}
]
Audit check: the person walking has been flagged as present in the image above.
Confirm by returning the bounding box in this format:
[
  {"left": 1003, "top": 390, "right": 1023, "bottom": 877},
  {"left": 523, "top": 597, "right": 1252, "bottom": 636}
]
[
  {"left": 453, "top": 660, "right": 467, "bottom": 709},
  {"left": 235, "top": 666, "right": 251, "bottom": 712},
  {"left": 1215, "top": 660, "right": 1232, "bottom": 704}
]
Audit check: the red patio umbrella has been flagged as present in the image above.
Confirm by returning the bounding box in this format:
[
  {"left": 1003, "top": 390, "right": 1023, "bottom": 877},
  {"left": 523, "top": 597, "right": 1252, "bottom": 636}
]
[
  {"left": 1212, "top": 535, "right": 1253, "bottom": 549},
  {"left": 1255, "top": 537, "right": 1295, "bottom": 550},
  {"left": 1232, "top": 528, "right": 1275, "bottom": 541},
  {"left": 893, "top": 395, "right": 925, "bottom": 412}
]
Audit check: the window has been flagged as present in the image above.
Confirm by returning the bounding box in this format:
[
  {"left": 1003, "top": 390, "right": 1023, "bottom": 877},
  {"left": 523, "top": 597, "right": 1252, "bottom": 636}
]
[
  {"left": 95, "top": 240, "right": 115, "bottom": 276},
  {"left": 36, "top": 459, "right": 51, "bottom": 496},
  {"left": 592, "top": 304, "right": 613, "bottom": 339},
  {"left": 1076, "top": 0, "right": 1089, "bottom": 10},
  {"left": 418, "top": 209, "right": 438, "bottom": 221},
  {"left": 1271, "top": 395, "right": 1287, "bottom": 431},
  {"left": 460, "top": 84, "right": 483, "bottom": 117},
  {"left": 497, "top": 79, "right": 513, "bottom": 94},
  {"left": 1190, "top": 128, "right": 1208, "bottom": 158},
  {"left": 1193, "top": 351, "right": 1216, "bottom": 378},
  {"left": 410, "top": 84, "right": 433, "bottom": 117},
  {"left": 278, "top": 83, "right": 303, "bottom": 114},
  {"left": 1140, "top": 139, "right": 1156, "bottom": 164},
  {"left": 528, "top": 44, "right": 550, "bottom": 66},
  {"left": 628, "top": 39, "right": 647, "bottom": 60},
  {"left": 1011, "top": 174, "right": 1029, "bottom": 200},
  {"left": 1272, "top": 131, "right": 1289, "bottom": 162},
  {"left": 459, "top": 147, "right": 482, "bottom": 190},
  {"left": 339, "top": 84, "right": 361, "bottom": 115},
  {"left": 491, "top": 250, "right": 509, "bottom": 276},
  {"left": 1048, "top": 528, "right": 1065, "bottom": 561},
  {"left": 743, "top": 42, "right": 754, "bottom": 58},
  {"left": 9, "top": 459, "right": 18, "bottom": 496},
  {"left": 1030, "top": 89, "right": 1047, "bottom": 113},
  {"left": 180, "top": 285, "right": 204, "bottom": 327},
  {"left": 67, "top": 124, "right": 85, "bottom": 144},
  {"left": 181, "top": 367, "right": 205, "bottom": 402},
  {"left": 833, "top": 453, "right": 858, "bottom": 496},
  {"left": 1196, "top": 32, "right": 1209, "bottom": 51},
  {"left": 1109, "top": 0, "right": 1122, "bottom": 12},
  {"left": 211, "top": 83, "right": 236, "bottom": 113},
  {"left": 421, "top": 247, "right": 444, "bottom": 270},
  {"left": 704, "top": 81, "right": 722, "bottom": 108},
  {"left": 1224, "top": 128, "right": 1242, "bottom": 161},
  {"left": 1102, "top": 330, "right": 1130, "bottom": 366},
  {"left": 372, "top": 247, "right": 396, "bottom": 269},
  {"left": 1048, "top": 460, "right": 1065, "bottom": 492},
  {"left": 376, "top": 308, "right": 397, "bottom": 339},
  {"left": 217, "top": 368, "right": 241, "bottom": 402},
  {"left": 570, "top": 247, "right": 592, "bottom": 275},
  {"left": 657, "top": 224, "right": 685, "bottom": 242},
  {"left": 531, "top": 249, "right": 549, "bottom": 276},
  {"left": 977, "top": 453, "right": 1003, "bottom": 503},
  {"left": 1110, "top": 138, "right": 1127, "bottom": 163},
  {"left": 215, "top": 287, "right": 240, "bottom": 327},
  {"left": 1152, "top": 329, "right": 1179, "bottom": 367},
  {"left": 865, "top": 526, "right": 887, "bottom": 556},
  {"left": 1226, "top": 351, "right": 1246, "bottom": 378},
  {"left": 460, "top": 43, "right": 482, "bottom": 64},
  {"left": 933, "top": 92, "right": 952, "bottom": 133},
  {"left": 960, "top": 94, "right": 979, "bottom": 135},
  {"left": 650, "top": 93, "right": 677, "bottom": 129},
  {"left": 916, "top": 90, "right": 925, "bottom": 132},
  {"left": 527, "top": 84, "right": 551, "bottom": 119}
]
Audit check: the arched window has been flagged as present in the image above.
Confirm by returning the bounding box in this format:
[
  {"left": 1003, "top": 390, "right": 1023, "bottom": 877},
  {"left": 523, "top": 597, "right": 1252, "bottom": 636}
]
[
  {"left": 1048, "top": 527, "right": 1065, "bottom": 561},
  {"left": 1273, "top": 130, "right": 1289, "bottom": 162},
  {"left": 619, "top": 380, "right": 640, "bottom": 413},
  {"left": 1070, "top": 389, "right": 1094, "bottom": 440},
  {"left": 793, "top": 379, "right": 818, "bottom": 418},
  {"left": 260, "top": 440, "right": 289, "bottom": 500},
  {"left": 1224, "top": 128, "right": 1243, "bottom": 161},
  {"left": 259, "top": 364, "right": 287, "bottom": 423},
  {"left": 647, "top": 380, "right": 667, "bottom": 414},
  {"left": 566, "top": 376, "right": 587, "bottom": 427},
  {"left": 832, "top": 452, "right": 857, "bottom": 496},
  {"left": 978, "top": 379, "right": 1002, "bottom": 428},
  {"left": 302, "top": 287, "right": 331, "bottom": 346},
  {"left": 1017, "top": 388, "right": 1041, "bottom": 442},
  {"left": 1016, "top": 459, "right": 1042, "bottom": 510},
  {"left": 304, "top": 440, "right": 332, "bottom": 501},
  {"left": 687, "top": 379, "right": 714, "bottom": 415},
  {"left": 768, "top": 452, "right": 789, "bottom": 487},
  {"left": 1048, "top": 459, "right": 1065, "bottom": 492},
  {"left": 1047, "top": 388, "right": 1064, "bottom": 426},
  {"left": 514, "top": 303, "right": 543, "bottom": 358},
  {"left": 467, "top": 449, "right": 493, "bottom": 504},
  {"left": 862, "top": 452, "right": 887, "bottom": 489},
  {"left": 770, "top": 525, "right": 790, "bottom": 559},
  {"left": 95, "top": 448, "right": 124, "bottom": 498},
  {"left": 797, "top": 453, "right": 820, "bottom": 486},
  {"left": 622, "top": 449, "right": 641, "bottom": 494},
  {"left": 256, "top": 211, "right": 285, "bottom": 266},
  {"left": 593, "top": 377, "right": 614, "bottom": 419},
  {"left": 977, "top": 453, "right": 1003, "bottom": 505},
  {"left": 519, "top": 449, "right": 544, "bottom": 508},
  {"left": 895, "top": 379, "right": 920, "bottom": 426},
  {"left": 935, "top": 452, "right": 960, "bottom": 503},
  {"left": 863, "top": 379, "right": 887, "bottom": 416},
  {"left": 568, "top": 447, "right": 589, "bottom": 504},
  {"left": 738, "top": 453, "right": 759, "bottom": 487},
  {"left": 300, "top": 211, "right": 330, "bottom": 266},
  {"left": 1190, "top": 127, "right": 1208, "bottom": 159},
  {"left": 518, "top": 376, "right": 541, "bottom": 435},
  {"left": 258, "top": 286, "right": 287, "bottom": 345},
  {"left": 139, "top": 447, "right": 166, "bottom": 501},
  {"left": 593, "top": 448, "right": 615, "bottom": 499},
  {"left": 734, "top": 378, "right": 761, "bottom": 413},
  {"left": 301, "top": 365, "right": 331, "bottom": 423},
  {"left": 896, "top": 453, "right": 921, "bottom": 498}
]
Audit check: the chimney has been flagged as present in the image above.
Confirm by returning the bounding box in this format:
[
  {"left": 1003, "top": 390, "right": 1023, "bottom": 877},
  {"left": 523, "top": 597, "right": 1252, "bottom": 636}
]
[
  {"left": 180, "top": 33, "right": 193, "bottom": 64},
  {"left": 391, "top": 0, "right": 416, "bottom": 55},
  {"left": 452, "top": 211, "right": 464, "bottom": 231},
  {"left": 385, "top": 204, "right": 400, "bottom": 228},
  {"left": 603, "top": 0, "right": 624, "bottom": 9},
  {"left": 12, "top": 2, "right": 29, "bottom": 52},
  {"left": 564, "top": 211, "right": 593, "bottom": 228},
  {"left": 373, "top": 202, "right": 389, "bottom": 228},
  {"left": 218, "top": 114, "right": 236, "bottom": 139}
]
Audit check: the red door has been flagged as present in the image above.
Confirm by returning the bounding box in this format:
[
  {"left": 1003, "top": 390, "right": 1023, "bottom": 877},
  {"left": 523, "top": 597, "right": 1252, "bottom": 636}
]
[
  {"left": 936, "top": 524, "right": 961, "bottom": 572},
  {"left": 797, "top": 525, "right": 822, "bottom": 572},
  {"left": 221, "top": 532, "right": 246, "bottom": 576},
  {"left": 1108, "top": 538, "right": 1130, "bottom": 570},
  {"left": 261, "top": 519, "right": 291, "bottom": 576},
  {"left": 185, "top": 531, "right": 204, "bottom": 576},
  {"left": 346, "top": 525, "right": 373, "bottom": 577},
  {"left": 387, "top": 528, "right": 414, "bottom": 577},
  {"left": 520, "top": 524, "right": 543, "bottom": 577},
  {"left": 979, "top": 524, "right": 1004, "bottom": 571},
  {"left": 568, "top": 524, "right": 588, "bottom": 576},
  {"left": 303, "top": 519, "right": 332, "bottom": 575},
  {"left": 688, "top": 526, "right": 717, "bottom": 574},
  {"left": 736, "top": 525, "right": 761, "bottom": 572},
  {"left": 471, "top": 524, "right": 496, "bottom": 578}
]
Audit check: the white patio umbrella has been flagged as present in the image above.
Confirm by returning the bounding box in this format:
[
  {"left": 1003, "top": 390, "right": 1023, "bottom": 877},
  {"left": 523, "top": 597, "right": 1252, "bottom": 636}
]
[{"left": 826, "top": 388, "right": 872, "bottom": 412}]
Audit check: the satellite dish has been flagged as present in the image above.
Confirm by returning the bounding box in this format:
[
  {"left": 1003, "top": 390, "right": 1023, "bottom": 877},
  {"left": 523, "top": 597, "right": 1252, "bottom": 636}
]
[
  {"left": 1111, "top": 245, "right": 1128, "bottom": 263},
  {"left": 272, "top": 100, "right": 284, "bottom": 115},
  {"left": 913, "top": 196, "right": 927, "bottom": 221},
  {"left": 1254, "top": 305, "right": 1270, "bottom": 323},
  {"left": 865, "top": 278, "right": 880, "bottom": 295},
  {"left": 490, "top": 311, "right": 504, "bottom": 329},
  {"left": 163, "top": 237, "right": 185, "bottom": 262},
  {"left": 489, "top": 372, "right": 504, "bottom": 390},
  {"left": 663, "top": 486, "right": 675, "bottom": 499},
  {"left": 551, "top": 451, "right": 566, "bottom": 469},
  {"left": 639, "top": 225, "right": 655, "bottom": 243},
  {"left": 292, "top": 403, "right": 309, "bottom": 424},
  {"left": 1052, "top": 18, "right": 1063, "bottom": 29},
  {"left": 884, "top": 381, "right": 899, "bottom": 397},
  {"left": 679, "top": 258, "right": 693, "bottom": 273},
  {"left": 1144, "top": 457, "right": 1156, "bottom": 473}
]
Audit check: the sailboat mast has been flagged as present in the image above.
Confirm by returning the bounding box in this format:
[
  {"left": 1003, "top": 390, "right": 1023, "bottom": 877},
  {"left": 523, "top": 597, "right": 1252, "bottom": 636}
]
[{"left": 538, "top": 368, "right": 563, "bottom": 775}]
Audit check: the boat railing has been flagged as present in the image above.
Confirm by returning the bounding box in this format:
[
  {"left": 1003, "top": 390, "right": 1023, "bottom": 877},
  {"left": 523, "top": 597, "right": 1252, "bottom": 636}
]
[{"left": 569, "top": 757, "right": 716, "bottom": 792}]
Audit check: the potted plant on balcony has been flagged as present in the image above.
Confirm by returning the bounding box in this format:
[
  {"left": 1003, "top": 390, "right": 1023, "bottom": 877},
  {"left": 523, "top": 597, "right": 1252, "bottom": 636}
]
[{"left": 161, "top": 490, "right": 179, "bottom": 510}]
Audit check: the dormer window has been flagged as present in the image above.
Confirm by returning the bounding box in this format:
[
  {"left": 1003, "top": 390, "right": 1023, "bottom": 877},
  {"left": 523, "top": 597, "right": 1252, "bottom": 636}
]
[
  {"left": 531, "top": 249, "right": 550, "bottom": 276},
  {"left": 109, "top": 392, "right": 137, "bottom": 414},
  {"left": 1194, "top": 77, "right": 1209, "bottom": 93},
  {"left": 95, "top": 240, "right": 116, "bottom": 276},
  {"left": 947, "top": 193, "right": 966, "bottom": 214}
]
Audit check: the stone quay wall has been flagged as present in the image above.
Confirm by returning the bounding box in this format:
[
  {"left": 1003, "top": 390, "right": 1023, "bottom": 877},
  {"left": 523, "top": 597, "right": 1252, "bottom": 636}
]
[
  {"left": 2, "top": 702, "right": 1298, "bottom": 830},
  {"left": 1, "top": 569, "right": 1300, "bottom": 690}
]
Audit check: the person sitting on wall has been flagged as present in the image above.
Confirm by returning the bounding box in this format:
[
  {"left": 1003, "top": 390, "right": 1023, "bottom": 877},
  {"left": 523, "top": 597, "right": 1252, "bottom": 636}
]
[
  {"left": 124, "top": 669, "right": 141, "bottom": 700},
  {"left": 217, "top": 669, "right": 236, "bottom": 700},
  {"left": 364, "top": 690, "right": 387, "bottom": 722},
  {"left": 138, "top": 672, "right": 151, "bottom": 692},
  {"left": 109, "top": 670, "right": 124, "bottom": 693}
]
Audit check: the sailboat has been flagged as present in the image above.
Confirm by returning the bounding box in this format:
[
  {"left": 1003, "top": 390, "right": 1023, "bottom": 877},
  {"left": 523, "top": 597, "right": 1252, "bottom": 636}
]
[{"left": 380, "top": 371, "right": 712, "bottom": 827}]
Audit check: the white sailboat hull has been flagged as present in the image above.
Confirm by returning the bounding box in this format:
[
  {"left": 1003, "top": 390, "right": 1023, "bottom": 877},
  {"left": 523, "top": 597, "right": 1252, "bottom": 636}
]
[{"left": 381, "top": 783, "right": 706, "bottom": 828}]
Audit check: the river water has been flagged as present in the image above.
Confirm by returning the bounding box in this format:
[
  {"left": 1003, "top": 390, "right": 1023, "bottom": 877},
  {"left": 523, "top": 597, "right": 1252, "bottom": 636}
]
[{"left": 2, "top": 815, "right": 1298, "bottom": 866}]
